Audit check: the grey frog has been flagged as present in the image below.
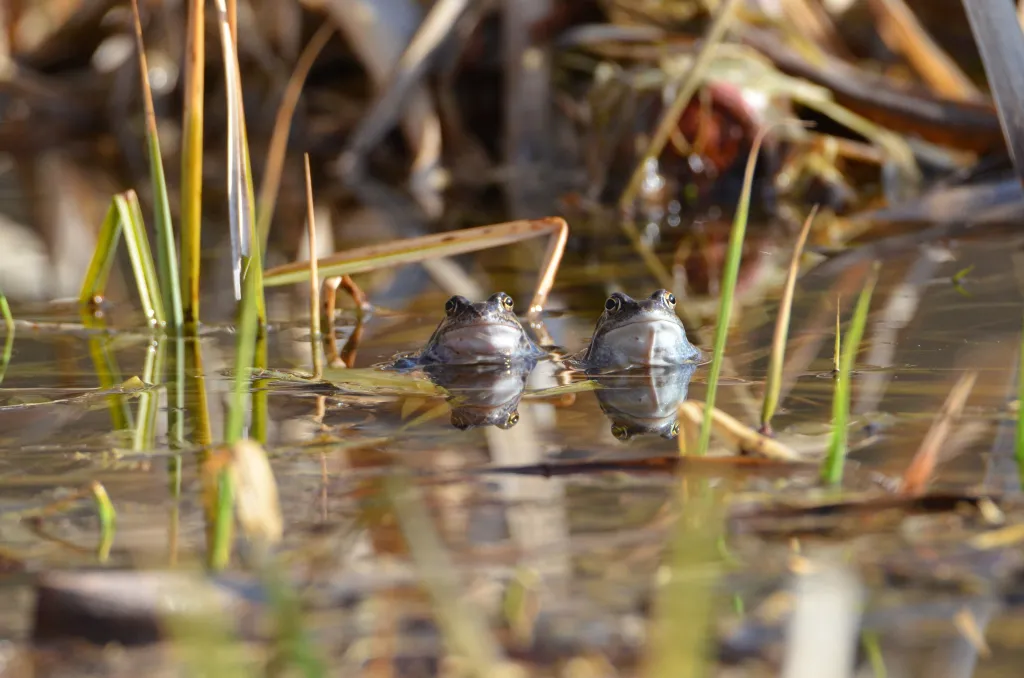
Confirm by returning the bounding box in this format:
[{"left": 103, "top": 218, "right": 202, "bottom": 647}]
[
  {"left": 414, "top": 292, "right": 544, "bottom": 366},
  {"left": 579, "top": 289, "right": 701, "bottom": 370}
]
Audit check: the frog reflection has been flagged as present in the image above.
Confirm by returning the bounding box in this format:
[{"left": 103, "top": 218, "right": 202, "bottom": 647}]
[
  {"left": 592, "top": 363, "right": 697, "bottom": 440},
  {"left": 423, "top": 360, "right": 536, "bottom": 431}
]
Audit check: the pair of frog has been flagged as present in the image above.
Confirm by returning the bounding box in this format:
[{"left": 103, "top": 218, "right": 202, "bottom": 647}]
[{"left": 400, "top": 288, "right": 702, "bottom": 370}]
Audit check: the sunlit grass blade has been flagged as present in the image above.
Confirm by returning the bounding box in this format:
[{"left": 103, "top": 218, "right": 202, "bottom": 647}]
[
  {"left": 78, "top": 192, "right": 165, "bottom": 327},
  {"left": 90, "top": 481, "right": 116, "bottom": 563},
  {"left": 822, "top": 263, "right": 880, "bottom": 485},
  {"left": 129, "top": 0, "right": 183, "bottom": 330},
  {"left": 256, "top": 23, "right": 334, "bottom": 251},
  {"left": 761, "top": 205, "right": 818, "bottom": 434},
  {"left": 696, "top": 127, "right": 777, "bottom": 456},
  {"left": 214, "top": 0, "right": 252, "bottom": 301},
  {"left": 0, "top": 288, "right": 12, "bottom": 385}
]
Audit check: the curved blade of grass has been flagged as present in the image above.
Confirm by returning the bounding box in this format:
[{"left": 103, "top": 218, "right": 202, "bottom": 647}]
[
  {"left": 256, "top": 23, "right": 335, "bottom": 252},
  {"left": 695, "top": 126, "right": 777, "bottom": 456},
  {"left": 181, "top": 0, "right": 205, "bottom": 326},
  {"left": 0, "top": 288, "right": 12, "bottom": 386},
  {"left": 822, "top": 263, "right": 879, "bottom": 485},
  {"left": 79, "top": 193, "right": 165, "bottom": 327},
  {"left": 214, "top": 0, "right": 252, "bottom": 301},
  {"left": 761, "top": 205, "right": 818, "bottom": 433},
  {"left": 130, "top": 0, "right": 183, "bottom": 330},
  {"left": 90, "top": 481, "right": 116, "bottom": 563}
]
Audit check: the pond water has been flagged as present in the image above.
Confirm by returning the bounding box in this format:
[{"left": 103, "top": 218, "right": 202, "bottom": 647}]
[{"left": 2, "top": 222, "right": 1024, "bottom": 677}]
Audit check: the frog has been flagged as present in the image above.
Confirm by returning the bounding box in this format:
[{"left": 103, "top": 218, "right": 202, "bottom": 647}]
[
  {"left": 575, "top": 289, "right": 702, "bottom": 370},
  {"left": 399, "top": 292, "right": 545, "bottom": 367}
]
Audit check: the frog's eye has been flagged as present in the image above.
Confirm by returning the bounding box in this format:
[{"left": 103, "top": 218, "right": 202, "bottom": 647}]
[
  {"left": 500, "top": 294, "right": 515, "bottom": 311},
  {"left": 504, "top": 411, "right": 520, "bottom": 428},
  {"left": 611, "top": 424, "right": 630, "bottom": 440},
  {"left": 666, "top": 292, "right": 677, "bottom": 307},
  {"left": 444, "top": 297, "right": 460, "bottom": 316},
  {"left": 605, "top": 296, "right": 621, "bottom": 313},
  {"left": 668, "top": 422, "right": 680, "bottom": 438}
]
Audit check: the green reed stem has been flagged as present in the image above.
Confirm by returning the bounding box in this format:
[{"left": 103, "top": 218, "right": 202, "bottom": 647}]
[
  {"left": 696, "top": 127, "right": 775, "bottom": 456},
  {"left": 130, "top": 0, "right": 183, "bottom": 330},
  {"left": 644, "top": 479, "right": 727, "bottom": 678},
  {"left": 181, "top": 0, "right": 205, "bottom": 327},
  {"left": 132, "top": 339, "right": 164, "bottom": 451},
  {"left": 822, "top": 263, "right": 879, "bottom": 485},
  {"left": 209, "top": 465, "right": 235, "bottom": 571},
  {"left": 90, "top": 481, "right": 117, "bottom": 563},
  {"left": 761, "top": 206, "right": 817, "bottom": 433}
]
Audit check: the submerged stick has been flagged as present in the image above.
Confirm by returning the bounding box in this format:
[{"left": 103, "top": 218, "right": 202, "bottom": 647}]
[
  {"left": 901, "top": 370, "right": 978, "bottom": 495},
  {"left": 761, "top": 205, "right": 818, "bottom": 434}
]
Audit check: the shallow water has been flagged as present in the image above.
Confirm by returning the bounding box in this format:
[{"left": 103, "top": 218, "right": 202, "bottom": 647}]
[{"left": 3, "top": 226, "right": 1024, "bottom": 676}]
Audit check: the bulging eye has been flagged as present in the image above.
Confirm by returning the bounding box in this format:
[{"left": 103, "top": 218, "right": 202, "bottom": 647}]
[
  {"left": 611, "top": 424, "right": 630, "bottom": 440},
  {"left": 605, "top": 296, "right": 621, "bottom": 312},
  {"left": 505, "top": 412, "right": 520, "bottom": 428},
  {"left": 669, "top": 422, "right": 680, "bottom": 438},
  {"left": 666, "top": 292, "right": 676, "bottom": 306},
  {"left": 501, "top": 294, "right": 514, "bottom": 311},
  {"left": 444, "top": 298, "right": 458, "bottom": 315}
]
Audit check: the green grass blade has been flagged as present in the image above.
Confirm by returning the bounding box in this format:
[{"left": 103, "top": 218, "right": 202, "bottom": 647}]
[
  {"left": 78, "top": 203, "right": 123, "bottom": 308},
  {"left": 1016, "top": 313, "right": 1024, "bottom": 488},
  {"left": 90, "top": 481, "right": 117, "bottom": 563},
  {"left": 822, "top": 263, "right": 880, "bottom": 485},
  {"left": 210, "top": 464, "right": 235, "bottom": 570},
  {"left": 132, "top": 338, "right": 164, "bottom": 451},
  {"left": 696, "top": 127, "right": 775, "bottom": 456},
  {"left": 181, "top": 0, "right": 205, "bottom": 326},
  {"left": 761, "top": 206, "right": 817, "bottom": 433},
  {"left": 116, "top": 192, "right": 166, "bottom": 326},
  {"left": 130, "top": 0, "right": 183, "bottom": 330},
  {"left": 0, "top": 288, "right": 12, "bottom": 386}
]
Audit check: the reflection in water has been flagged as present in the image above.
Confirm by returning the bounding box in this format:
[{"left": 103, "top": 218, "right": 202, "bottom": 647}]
[
  {"left": 591, "top": 363, "right": 696, "bottom": 440},
  {"left": 423, "top": 360, "right": 536, "bottom": 430}
]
